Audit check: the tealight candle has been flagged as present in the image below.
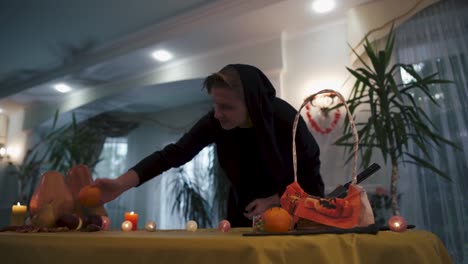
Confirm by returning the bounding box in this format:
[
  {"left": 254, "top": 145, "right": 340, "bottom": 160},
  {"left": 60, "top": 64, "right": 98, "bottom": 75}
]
[
  {"left": 252, "top": 214, "right": 264, "bottom": 232},
  {"left": 145, "top": 221, "right": 157, "bottom": 232},
  {"left": 121, "top": 220, "right": 133, "bottom": 232},
  {"left": 124, "top": 211, "right": 138, "bottom": 231},
  {"left": 11, "top": 202, "right": 27, "bottom": 226},
  {"left": 218, "top": 219, "right": 231, "bottom": 232},
  {"left": 388, "top": 215, "right": 408, "bottom": 232},
  {"left": 186, "top": 220, "right": 198, "bottom": 232},
  {"left": 101, "top": 216, "right": 111, "bottom": 231}
]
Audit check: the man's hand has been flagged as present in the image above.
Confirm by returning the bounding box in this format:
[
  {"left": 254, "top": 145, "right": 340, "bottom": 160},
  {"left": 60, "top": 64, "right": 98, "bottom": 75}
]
[
  {"left": 243, "top": 193, "right": 281, "bottom": 220},
  {"left": 92, "top": 170, "right": 139, "bottom": 205}
]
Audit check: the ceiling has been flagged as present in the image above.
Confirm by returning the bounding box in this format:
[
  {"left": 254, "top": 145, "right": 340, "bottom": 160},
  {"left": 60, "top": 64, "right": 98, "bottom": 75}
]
[{"left": 0, "top": 0, "right": 373, "bottom": 129}]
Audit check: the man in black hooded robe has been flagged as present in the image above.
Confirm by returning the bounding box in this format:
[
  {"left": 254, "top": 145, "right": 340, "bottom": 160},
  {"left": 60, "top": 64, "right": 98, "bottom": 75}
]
[{"left": 95, "top": 64, "right": 324, "bottom": 227}]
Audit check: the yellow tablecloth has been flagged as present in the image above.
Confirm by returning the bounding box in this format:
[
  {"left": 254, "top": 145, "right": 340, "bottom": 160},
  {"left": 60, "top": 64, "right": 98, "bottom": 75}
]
[{"left": 0, "top": 228, "right": 451, "bottom": 264}]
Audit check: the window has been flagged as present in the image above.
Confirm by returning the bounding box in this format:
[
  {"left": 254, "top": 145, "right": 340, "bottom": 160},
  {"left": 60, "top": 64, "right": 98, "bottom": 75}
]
[{"left": 95, "top": 137, "right": 128, "bottom": 179}]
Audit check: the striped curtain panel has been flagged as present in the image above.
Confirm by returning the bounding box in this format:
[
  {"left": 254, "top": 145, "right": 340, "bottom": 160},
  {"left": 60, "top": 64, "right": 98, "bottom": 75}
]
[{"left": 394, "top": 0, "right": 468, "bottom": 263}]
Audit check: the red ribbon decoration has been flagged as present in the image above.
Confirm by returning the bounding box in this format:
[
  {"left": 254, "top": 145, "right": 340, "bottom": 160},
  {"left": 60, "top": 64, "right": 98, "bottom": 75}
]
[{"left": 305, "top": 103, "right": 341, "bottom": 134}]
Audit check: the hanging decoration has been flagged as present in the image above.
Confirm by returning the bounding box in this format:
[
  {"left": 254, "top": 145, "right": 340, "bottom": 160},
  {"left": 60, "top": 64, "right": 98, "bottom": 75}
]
[{"left": 305, "top": 93, "right": 341, "bottom": 134}]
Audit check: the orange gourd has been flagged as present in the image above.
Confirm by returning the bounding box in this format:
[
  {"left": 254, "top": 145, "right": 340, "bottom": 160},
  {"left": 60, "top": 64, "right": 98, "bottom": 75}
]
[
  {"left": 262, "top": 207, "right": 292, "bottom": 232},
  {"left": 29, "top": 171, "right": 74, "bottom": 227}
]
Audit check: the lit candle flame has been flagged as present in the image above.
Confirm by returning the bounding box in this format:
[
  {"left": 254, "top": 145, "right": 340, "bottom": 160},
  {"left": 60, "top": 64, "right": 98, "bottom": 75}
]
[
  {"left": 17, "top": 202, "right": 21, "bottom": 206},
  {"left": 388, "top": 215, "right": 408, "bottom": 232},
  {"left": 130, "top": 211, "right": 134, "bottom": 215}
]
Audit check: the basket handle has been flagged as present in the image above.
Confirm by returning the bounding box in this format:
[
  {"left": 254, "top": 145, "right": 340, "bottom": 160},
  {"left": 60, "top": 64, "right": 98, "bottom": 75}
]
[{"left": 292, "top": 89, "right": 359, "bottom": 185}]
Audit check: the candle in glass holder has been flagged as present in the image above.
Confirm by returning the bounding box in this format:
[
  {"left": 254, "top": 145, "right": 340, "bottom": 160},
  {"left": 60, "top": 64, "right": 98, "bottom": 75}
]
[
  {"left": 11, "top": 202, "right": 27, "bottom": 226},
  {"left": 186, "top": 220, "right": 198, "bottom": 232},
  {"left": 388, "top": 215, "right": 408, "bottom": 232},
  {"left": 218, "top": 219, "right": 231, "bottom": 232},
  {"left": 101, "top": 216, "right": 111, "bottom": 231},
  {"left": 145, "top": 221, "right": 157, "bottom": 232},
  {"left": 124, "top": 211, "right": 138, "bottom": 231},
  {"left": 121, "top": 220, "right": 133, "bottom": 232}
]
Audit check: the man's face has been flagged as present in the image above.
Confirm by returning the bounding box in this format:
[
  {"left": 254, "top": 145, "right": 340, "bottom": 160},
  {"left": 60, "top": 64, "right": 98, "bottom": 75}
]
[{"left": 210, "top": 86, "right": 249, "bottom": 130}]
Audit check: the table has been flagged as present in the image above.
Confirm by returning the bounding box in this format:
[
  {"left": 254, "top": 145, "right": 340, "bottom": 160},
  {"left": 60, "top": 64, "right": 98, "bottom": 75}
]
[{"left": 0, "top": 228, "right": 451, "bottom": 264}]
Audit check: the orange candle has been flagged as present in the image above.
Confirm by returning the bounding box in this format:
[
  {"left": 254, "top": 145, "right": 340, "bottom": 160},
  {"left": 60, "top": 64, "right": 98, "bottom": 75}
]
[{"left": 124, "top": 211, "right": 138, "bottom": 231}]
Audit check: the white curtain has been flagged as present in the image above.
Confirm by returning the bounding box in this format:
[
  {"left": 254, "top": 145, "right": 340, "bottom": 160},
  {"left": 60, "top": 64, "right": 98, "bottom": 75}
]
[
  {"left": 94, "top": 103, "right": 216, "bottom": 230},
  {"left": 95, "top": 136, "right": 216, "bottom": 230},
  {"left": 394, "top": 0, "right": 468, "bottom": 263}
]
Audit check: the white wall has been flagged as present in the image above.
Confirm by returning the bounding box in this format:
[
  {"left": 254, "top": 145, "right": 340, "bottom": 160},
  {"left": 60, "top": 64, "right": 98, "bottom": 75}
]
[{"left": 281, "top": 20, "right": 350, "bottom": 108}]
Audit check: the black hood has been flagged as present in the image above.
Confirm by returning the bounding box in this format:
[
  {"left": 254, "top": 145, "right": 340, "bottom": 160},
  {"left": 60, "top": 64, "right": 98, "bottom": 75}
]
[{"left": 229, "top": 64, "right": 286, "bottom": 192}]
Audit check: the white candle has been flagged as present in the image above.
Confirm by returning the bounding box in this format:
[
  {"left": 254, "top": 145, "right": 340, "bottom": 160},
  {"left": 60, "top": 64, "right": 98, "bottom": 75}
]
[
  {"left": 186, "top": 220, "right": 198, "bottom": 232},
  {"left": 11, "top": 202, "right": 27, "bottom": 226}
]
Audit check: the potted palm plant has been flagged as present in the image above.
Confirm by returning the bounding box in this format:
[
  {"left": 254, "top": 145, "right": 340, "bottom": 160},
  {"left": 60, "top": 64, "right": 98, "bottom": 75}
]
[{"left": 335, "top": 29, "right": 459, "bottom": 216}]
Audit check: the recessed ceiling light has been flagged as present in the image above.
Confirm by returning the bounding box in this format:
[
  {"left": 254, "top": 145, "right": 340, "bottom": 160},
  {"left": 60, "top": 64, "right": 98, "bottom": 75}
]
[
  {"left": 54, "top": 83, "right": 72, "bottom": 93},
  {"left": 151, "top": 50, "right": 173, "bottom": 62},
  {"left": 312, "top": 0, "right": 335, "bottom": 13}
]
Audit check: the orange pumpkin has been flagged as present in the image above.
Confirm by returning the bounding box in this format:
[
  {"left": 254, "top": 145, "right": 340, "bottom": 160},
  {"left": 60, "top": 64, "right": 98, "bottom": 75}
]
[
  {"left": 262, "top": 207, "right": 292, "bottom": 232},
  {"left": 29, "top": 171, "right": 74, "bottom": 227}
]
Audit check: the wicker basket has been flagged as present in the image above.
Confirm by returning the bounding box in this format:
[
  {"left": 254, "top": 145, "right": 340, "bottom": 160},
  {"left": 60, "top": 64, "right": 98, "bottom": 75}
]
[{"left": 281, "top": 89, "right": 374, "bottom": 230}]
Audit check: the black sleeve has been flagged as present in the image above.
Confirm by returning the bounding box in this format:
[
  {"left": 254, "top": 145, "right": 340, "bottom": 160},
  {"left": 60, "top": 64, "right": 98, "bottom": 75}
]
[{"left": 131, "top": 111, "right": 218, "bottom": 186}]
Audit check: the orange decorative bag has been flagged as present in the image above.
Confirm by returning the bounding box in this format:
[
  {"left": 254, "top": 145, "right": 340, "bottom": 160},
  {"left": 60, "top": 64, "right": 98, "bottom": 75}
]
[{"left": 280, "top": 89, "right": 375, "bottom": 229}]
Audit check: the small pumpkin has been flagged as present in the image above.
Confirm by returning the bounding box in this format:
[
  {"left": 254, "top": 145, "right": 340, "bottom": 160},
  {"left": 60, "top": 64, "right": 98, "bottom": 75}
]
[{"left": 262, "top": 207, "right": 292, "bottom": 232}]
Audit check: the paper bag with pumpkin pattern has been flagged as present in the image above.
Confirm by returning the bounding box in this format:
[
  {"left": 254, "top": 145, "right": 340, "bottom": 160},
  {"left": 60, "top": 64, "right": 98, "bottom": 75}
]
[{"left": 281, "top": 181, "right": 374, "bottom": 229}]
